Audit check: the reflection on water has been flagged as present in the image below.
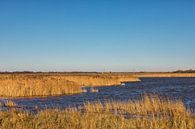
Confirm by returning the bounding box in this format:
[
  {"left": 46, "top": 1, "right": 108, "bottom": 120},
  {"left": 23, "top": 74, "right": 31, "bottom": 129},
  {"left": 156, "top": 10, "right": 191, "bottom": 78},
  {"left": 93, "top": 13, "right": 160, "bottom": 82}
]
[{"left": 1, "top": 77, "right": 195, "bottom": 111}]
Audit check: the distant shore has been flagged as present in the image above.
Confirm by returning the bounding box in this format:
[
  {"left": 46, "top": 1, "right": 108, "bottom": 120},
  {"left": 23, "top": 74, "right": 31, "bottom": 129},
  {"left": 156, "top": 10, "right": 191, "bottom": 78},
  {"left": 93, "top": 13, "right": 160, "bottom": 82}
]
[
  {"left": 0, "top": 72, "right": 139, "bottom": 97},
  {"left": 0, "top": 72, "right": 195, "bottom": 97},
  {"left": 133, "top": 72, "right": 195, "bottom": 77}
]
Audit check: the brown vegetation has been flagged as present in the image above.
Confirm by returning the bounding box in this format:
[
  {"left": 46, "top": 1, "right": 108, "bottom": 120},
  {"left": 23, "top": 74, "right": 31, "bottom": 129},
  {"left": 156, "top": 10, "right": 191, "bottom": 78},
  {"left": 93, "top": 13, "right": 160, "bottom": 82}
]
[
  {"left": 0, "top": 73, "right": 139, "bottom": 97},
  {"left": 134, "top": 73, "right": 195, "bottom": 77},
  {"left": 0, "top": 95, "right": 194, "bottom": 129},
  {"left": 1, "top": 71, "right": 194, "bottom": 97},
  {"left": 4, "top": 100, "right": 17, "bottom": 107}
]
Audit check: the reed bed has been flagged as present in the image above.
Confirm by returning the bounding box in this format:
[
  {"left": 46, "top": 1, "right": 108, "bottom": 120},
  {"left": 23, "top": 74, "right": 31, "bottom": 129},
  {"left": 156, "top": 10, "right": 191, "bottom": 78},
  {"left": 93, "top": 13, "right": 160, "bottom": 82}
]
[
  {"left": 135, "top": 73, "right": 195, "bottom": 77},
  {"left": 0, "top": 74, "right": 82, "bottom": 97},
  {"left": 0, "top": 95, "right": 194, "bottom": 129},
  {"left": 0, "top": 73, "right": 139, "bottom": 97}
]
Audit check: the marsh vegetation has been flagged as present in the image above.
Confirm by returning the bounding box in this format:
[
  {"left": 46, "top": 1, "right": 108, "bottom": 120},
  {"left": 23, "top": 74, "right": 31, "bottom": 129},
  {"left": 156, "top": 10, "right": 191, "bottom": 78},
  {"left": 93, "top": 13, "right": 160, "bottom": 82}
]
[
  {"left": 0, "top": 73, "right": 139, "bottom": 97},
  {"left": 0, "top": 95, "right": 194, "bottom": 129}
]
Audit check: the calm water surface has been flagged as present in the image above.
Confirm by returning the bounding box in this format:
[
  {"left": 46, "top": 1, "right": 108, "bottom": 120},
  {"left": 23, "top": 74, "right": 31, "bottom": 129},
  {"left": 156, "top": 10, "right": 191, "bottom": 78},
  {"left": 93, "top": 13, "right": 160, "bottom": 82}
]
[{"left": 2, "top": 77, "right": 195, "bottom": 111}]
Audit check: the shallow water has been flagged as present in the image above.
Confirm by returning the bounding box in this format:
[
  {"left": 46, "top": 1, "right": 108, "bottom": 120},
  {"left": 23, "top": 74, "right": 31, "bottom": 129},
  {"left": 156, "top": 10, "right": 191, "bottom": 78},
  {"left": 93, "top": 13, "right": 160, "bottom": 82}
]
[{"left": 2, "top": 77, "right": 195, "bottom": 111}]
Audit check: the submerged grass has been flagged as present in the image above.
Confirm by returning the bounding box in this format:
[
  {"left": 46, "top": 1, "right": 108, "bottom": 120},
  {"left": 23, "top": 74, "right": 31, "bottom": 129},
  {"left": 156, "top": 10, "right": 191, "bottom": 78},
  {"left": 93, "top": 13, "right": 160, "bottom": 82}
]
[
  {"left": 0, "top": 95, "right": 194, "bottom": 129},
  {"left": 4, "top": 100, "right": 17, "bottom": 107}
]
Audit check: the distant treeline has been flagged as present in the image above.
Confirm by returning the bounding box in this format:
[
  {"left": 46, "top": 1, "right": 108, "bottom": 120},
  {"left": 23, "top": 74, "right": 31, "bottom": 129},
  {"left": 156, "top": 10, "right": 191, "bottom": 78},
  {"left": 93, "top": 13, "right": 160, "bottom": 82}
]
[
  {"left": 0, "top": 70, "right": 195, "bottom": 74},
  {"left": 173, "top": 69, "right": 195, "bottom": 73},
  {"left": 0, "top": 71, "right": 100, "bottom": 74}
]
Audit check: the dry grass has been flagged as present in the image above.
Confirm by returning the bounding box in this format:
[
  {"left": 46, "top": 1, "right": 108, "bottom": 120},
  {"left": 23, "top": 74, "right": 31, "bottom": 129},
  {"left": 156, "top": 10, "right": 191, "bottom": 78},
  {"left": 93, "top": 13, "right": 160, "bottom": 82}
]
[
  {"left": 4, "top": 100, "right": 17, "bottom": 107},
  {"left": 135, "top": 72, "right": 195, "bottom": 77},
  {"left": 0, "top": 74, "right": 82, "bottom": 97},
  {"left": 0, "top": 73, "right": 139, "bottom": 97},
  {"left": 0, "top": 95, "right": 194, "bottom": 129}
]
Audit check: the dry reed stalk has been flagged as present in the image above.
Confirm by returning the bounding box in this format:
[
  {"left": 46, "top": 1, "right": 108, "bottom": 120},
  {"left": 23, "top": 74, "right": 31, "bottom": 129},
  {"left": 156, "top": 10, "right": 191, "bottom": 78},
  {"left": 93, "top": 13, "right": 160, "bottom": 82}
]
[{"left": 0, "top": 94, "right": 194, "bottom": 129}]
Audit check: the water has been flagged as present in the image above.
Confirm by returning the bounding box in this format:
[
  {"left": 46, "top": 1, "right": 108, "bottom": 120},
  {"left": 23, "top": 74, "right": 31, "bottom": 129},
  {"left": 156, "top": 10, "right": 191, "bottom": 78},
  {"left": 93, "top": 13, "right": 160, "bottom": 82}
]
[{"left": 2, "top": 77, "right": 195, "bottom": 111}]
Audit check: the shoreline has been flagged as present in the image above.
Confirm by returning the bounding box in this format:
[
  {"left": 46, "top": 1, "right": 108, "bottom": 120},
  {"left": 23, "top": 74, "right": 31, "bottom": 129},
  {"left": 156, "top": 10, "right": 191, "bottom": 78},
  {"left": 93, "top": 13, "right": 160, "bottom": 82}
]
[
  {"left": 0, "top": 73, "right": 139, "bottom": 97},
  {"left": 0, "top": 72, "right": 195, "bottom": 98},
  {"left": 133, "top": 73, "right": 195, "bottom": 77},
  {"left": 0, "top": 94, "right": 194, "bottom": 129}
]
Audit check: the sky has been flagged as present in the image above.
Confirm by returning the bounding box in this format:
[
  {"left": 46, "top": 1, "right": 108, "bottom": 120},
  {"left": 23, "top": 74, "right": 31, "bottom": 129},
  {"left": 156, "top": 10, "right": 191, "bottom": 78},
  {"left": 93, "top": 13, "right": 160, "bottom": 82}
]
[{"left": 0, "top": 0, "right": 195, "bottom": 72}]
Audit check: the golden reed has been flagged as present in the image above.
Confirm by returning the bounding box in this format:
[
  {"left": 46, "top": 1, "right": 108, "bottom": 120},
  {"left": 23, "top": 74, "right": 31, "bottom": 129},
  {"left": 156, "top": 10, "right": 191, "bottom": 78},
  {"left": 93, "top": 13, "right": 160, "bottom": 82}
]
[
  {"left": 0, "top": 73, "right": 139, "bottom": 97},
  {"left": 0, "top": 94, "right": 194, "bottom": 129}
]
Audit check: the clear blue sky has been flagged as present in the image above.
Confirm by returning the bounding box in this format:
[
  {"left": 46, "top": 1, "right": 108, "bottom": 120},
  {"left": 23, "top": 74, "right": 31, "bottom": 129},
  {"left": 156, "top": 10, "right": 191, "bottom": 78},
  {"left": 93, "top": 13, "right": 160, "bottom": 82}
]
[{"left": 0, "top": 0, "right": 195, "bottom": 72}]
